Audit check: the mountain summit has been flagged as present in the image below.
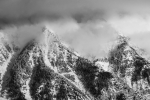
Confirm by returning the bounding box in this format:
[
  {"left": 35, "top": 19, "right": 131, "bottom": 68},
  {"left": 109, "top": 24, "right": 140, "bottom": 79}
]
[{"left": 0, "top": 28, "right": 149, "bottom": 100}]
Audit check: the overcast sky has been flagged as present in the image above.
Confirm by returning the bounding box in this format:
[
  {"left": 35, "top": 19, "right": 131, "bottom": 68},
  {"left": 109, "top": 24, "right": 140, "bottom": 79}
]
[{"left": 0, "top": 0, "right": 150, "bottom": 58}]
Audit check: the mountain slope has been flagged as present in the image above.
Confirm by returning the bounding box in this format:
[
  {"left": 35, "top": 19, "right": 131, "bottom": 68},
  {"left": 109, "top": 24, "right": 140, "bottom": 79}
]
[
  {"left": 0, "top": 27, "right": 99, "bottom": 100},
  {"left": 108, "top": 35, "right": 150, "bottom": 99},
  {"left": 0, "top": 28, "right": 150, "bottom": 100}
]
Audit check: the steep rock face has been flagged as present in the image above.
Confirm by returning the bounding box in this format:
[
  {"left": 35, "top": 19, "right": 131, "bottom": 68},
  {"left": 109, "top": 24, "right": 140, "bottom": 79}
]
[
  {"left": 44, "top": 28, "right": 116, "bottom": 99},
  {"left": 0, "top": 27, "right": 102, "bottom": 100},
  {"left": 108, "top": 36, "right": 150, "bottom": 99},
  {"left": 0, "top": 42, "right": 12, "bottom": 76},
  {"left": 29, "top": 56, "right": 90, "bottom": 100},
  {"left": 1, "top": 40, "right": 40, "bottom": 100},
  {"left": 1, "top": 28, "right": 149, "bottom": 100},
  {"left": 0, "top": 39, "right": 13, "bottom": 96},
  {"left": 43, "top": 29, "right": 139, "bottom": 99}
]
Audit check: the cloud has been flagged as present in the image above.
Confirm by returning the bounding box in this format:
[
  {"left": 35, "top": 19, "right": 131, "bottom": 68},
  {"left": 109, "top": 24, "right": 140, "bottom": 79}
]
[
  {"left": 1, "top": 18, "right": 118, "bottom": 58},
  {"left": 1, "top": 23, "right": 44, "bottom": 48},
  {"left": 1, "top": 0, "right": 150, "bottom": 58},
  {"left": 129, "top": 32, "right": 150, "bottom": 56},
  {"left": 0, "top": 0, "right": 150, "bottom": 27},
  {"left": 46, "top": 19, "right": 117, "bottom": 58},
  {"left": 109, "top": 15, "right": 150, "bottom": 35}
]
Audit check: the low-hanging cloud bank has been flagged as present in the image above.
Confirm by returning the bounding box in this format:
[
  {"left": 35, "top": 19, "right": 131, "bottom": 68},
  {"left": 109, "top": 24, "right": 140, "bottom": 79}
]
[
  {"left": 1, "top": 0, "right": 150, "bottom": 58},
  {"left": 46, "top": 19, "right": 118, "bottom": 58},
  {"left": 1, "top": 19, "right": 118, "bottom": 58}
]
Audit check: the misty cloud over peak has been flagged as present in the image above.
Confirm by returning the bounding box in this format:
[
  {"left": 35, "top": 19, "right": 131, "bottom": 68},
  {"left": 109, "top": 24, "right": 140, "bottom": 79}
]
[{"left": 0, "top": 0, "right": 150, "bottom": 58}]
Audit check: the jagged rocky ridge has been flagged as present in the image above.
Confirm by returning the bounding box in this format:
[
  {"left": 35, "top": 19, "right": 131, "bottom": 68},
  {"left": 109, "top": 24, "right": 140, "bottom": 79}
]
[
  {"left": 0, "top": 28, "right": 150, "bottom": 100},
  {"left": 0, "top": 28, "right": 112, "bottom": 100},
  {"left": 108, "top": 36, "right": 150, "bottom": 100}
]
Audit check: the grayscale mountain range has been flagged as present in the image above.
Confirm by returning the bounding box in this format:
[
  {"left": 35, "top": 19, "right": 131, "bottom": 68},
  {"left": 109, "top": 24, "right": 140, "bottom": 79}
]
[{"left": 0, "top": 27, "right": 149, "bottom": 100}]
